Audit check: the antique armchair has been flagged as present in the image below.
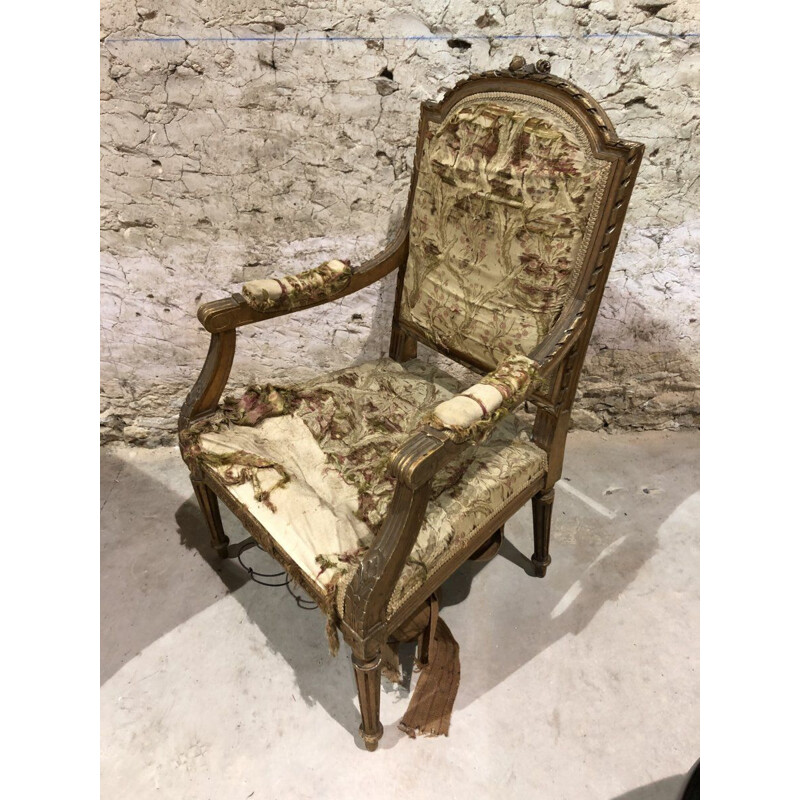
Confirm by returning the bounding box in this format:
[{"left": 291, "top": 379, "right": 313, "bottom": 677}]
[{"left": 178, "top": 58, "right": 642, "bottom": 751}]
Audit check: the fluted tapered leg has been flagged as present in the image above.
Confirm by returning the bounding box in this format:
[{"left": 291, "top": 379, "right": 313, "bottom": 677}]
[
  {"left": 191, "top": 478, "right": 229, "bottom": 558},
  {"left": 531, "top": 488, "right": 555, "bottom": 577},
  {"left": 417, "top": 593, "right": 439, "bottom": 668},
  {"left": 352, "top": 653, "right": 383, "bottom": 751}
]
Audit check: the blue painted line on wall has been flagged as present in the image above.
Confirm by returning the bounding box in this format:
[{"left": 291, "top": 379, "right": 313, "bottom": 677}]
[{"left": 104, "top": 32, "right": 700, "bottom": 44}]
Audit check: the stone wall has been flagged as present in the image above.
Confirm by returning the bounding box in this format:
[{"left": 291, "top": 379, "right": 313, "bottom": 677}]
[{"left": 100, "top": 0, "right": 700, "bottom": 445}]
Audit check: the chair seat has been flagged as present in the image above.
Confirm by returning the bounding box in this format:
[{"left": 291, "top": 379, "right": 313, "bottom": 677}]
[{"left": 194, "top": 358, "right": 547, "bottom": 616}]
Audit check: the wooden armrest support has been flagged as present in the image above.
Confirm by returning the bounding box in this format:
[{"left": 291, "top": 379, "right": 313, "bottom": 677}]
[
  {"left": 343, "top": 426, "right": 467, "bottom": 652},
  {"left": 388, "top": 427, "right": 462, "bottom": 488},
  {"left": 178, "top": 328, "right": 237, "bottom": 437},
  {"left": 197, "top": 230, "right": 408, "bottom": 333}
]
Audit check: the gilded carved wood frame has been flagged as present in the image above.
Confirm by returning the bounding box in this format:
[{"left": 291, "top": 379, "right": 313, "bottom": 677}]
[{"left": 178, "top": 59, "right": 643, "bottom": 750}]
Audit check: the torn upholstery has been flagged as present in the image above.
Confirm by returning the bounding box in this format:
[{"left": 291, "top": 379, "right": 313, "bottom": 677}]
[
  {"left": 398, "top": 619, "right": 460, "bottom": 739},
  {"left": 182, "top": 358, "right": 547, "bottom": 643}
]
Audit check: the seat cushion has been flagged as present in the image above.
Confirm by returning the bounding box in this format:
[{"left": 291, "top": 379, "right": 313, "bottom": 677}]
[{"left": 192, "top": 358, "right": 547, "bottom": 617}]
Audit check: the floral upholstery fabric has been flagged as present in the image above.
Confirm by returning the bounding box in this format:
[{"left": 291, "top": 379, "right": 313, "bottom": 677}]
[
  {"left": 400, "top": 92, "right": 611, "bottom": 368},
  {"left": 242, "top": 259, "right": 352, "bottom": 313},
  {"left": 189, "top": 358, "right": 547, "bottom": 617},
  {"left": 427, "top": 353, "right": 540, "bottom": 440}
]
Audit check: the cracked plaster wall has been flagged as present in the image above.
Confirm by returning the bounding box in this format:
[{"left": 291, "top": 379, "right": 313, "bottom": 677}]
[{"left": 101, "top": 0, "right": 700, "bottom": 446}]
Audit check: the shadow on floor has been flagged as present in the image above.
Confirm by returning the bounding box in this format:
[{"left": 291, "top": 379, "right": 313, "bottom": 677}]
[
  {"left": 175, "top": 492, "right": 370, "bottom": 744},
  {"left": 610, "top": 773, "right": 687, "bottom": 800},
  {"left": 101, "top": 440, "right": 697, "bottom": 749},
  {"left": 438, "top": 486, "right": 696, "bottom": 712},
  {"left": 101, "top": 451, "right": 250, "bottom": 683},
  {"left": 101, "top": 447, "right": 366, "bottom": 744}
]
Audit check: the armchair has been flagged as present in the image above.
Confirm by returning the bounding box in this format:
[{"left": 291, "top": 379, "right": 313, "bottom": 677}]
[{"left": 178, "top": 57, "right": 643, "bottom": 750}]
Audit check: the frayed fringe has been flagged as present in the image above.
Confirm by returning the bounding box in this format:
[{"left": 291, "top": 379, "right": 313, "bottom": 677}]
[
  {"left": 323, "top": 578, "right": 341, "bottom": 657},
  {"left": 242, "top": 260, "right": 353, "bottom": 313},
  {"left": 279, "top": 556, "right": 340, "bottom": 657},
  {"left": 325, "top": 608, "right": 340, "bottom": 657},
  {"left": 183, "top": 447, "right": 293, "bottom": 513},
  {"left": 380, "top": 642, "right": 403, "bottom": 684}
]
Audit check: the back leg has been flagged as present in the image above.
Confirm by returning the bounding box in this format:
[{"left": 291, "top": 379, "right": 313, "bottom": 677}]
[
  {"left": 531, "top": 488, "right": 554, "bottom": 577},
  {"left": 417, "top": 592, "right": 439, "bottom": 668},
  {"left": 470, "top": 526, "right": 504, "bottom": 562},
  {"left": 191, "top": 478, "right": 230, "bottom": 558}
]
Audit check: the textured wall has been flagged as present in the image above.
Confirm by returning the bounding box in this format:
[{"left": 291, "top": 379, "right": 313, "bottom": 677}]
[{"left": 100, "top": 0, "right": 700, "bottom": 445}]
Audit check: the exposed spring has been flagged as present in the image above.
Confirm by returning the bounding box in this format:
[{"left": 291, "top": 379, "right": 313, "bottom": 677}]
[
  {"left": 286, "top": 581, "right": 319, "bottom": 610},
  {"left": 237, "top": 540, "right": 289, "bottom": 587},
  {"left": 237, "top": 539, "right": 319, "bottom": 610}
]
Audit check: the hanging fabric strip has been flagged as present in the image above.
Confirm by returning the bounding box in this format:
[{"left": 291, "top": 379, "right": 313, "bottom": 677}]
[{"left": 398, "top": 618, "right": 460, "bottom": 738}]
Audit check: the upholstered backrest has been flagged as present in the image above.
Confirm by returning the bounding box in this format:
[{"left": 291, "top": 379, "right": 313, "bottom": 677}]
[{"left": 399, "top": 91, "right": 612, "bottom": 369}]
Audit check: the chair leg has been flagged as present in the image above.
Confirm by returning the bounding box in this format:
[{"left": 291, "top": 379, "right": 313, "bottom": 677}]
[
  {"left": 191, "top": 478, "right": 230, "bottom": 558},
  {"left": 531, "top": 488, "right": 555, "bottom": 578},
  {"left": 352, "top": 653, "right": 383, "bottom": 751},
  {"left": 417, "top": 592, "right": 439, "bottom": 668}
]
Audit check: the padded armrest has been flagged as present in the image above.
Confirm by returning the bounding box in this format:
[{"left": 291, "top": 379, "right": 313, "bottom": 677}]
[
  {"left": 424, "top": 354, "right": 539, "bottom": 443},
  {"left": 241, "top": 259, "right": 353, "bottom": 313}
]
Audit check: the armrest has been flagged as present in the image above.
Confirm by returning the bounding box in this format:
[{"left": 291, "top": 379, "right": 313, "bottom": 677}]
[
  {"left": 421, "top": 354, "right": 541, "bottom": 444},
  {"left": 181, "top": 230, "right": 408, "bottom": 441},
  {"left": 379, "top": 354, "right": 540, "bottom": 496},
  {"left": 241, "top": 259, "right": 352, "bottom": 312},
  {"left": 342, "top": 428, "right": 459, "bottom": 652},
  {"left": 197, "top": 229, "right": 408, "bottom": 333},
  {"left": 342, "top": 355, "right": 540, "bottom": 650}
]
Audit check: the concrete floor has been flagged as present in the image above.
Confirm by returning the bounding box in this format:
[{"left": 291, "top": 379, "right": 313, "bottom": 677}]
[{"left": 100, "top": 430, "right": 699, "bottom": 800}]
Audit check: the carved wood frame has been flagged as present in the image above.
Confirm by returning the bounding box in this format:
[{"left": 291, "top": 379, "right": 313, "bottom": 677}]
[{"left": 178, "top": 61, "right": 643, "bottom": 669}]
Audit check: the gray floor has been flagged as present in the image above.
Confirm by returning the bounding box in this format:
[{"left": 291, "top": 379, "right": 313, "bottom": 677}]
[{"left": 100, "top": 431, "right": 699, "bottom": 800}]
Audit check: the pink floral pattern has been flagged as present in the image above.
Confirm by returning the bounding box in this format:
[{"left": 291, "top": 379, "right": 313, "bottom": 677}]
[{"left": 401, "top": 95, "right": 610, "bottom": 367}]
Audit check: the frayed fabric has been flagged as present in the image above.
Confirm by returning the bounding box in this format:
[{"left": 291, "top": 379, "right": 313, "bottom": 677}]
[
  {"left": 423, "top": 405, "right": 513, "bottom": 445},
  {"left": 222, "top": 385, "right": 290, "bottom": 426},
  {"left": 180, "top": 385, "right": 293, "bottom": 458},
  {"left": 180, "top": 359, "right": 546, "bottom": 658},
  {"left": 398, "top": 619, "right": 460, "bottom": 738},
  {"left": 196, "top": 450, "right": 291, "bottom": 512},
  {"left": 380, "top": 642, "right": 403, "bottom": 684},
  {"left": 426, "top": 353, "right": 543, "bottom": 443},
  {"left": 321, "top": 572, "right": 346, "bottom": 657},
  {"left": 242, "top": 259, "right": 353, "bottom": 313},
  {"left": 180, "top": 389, "right": 295, "bottom": 511}
]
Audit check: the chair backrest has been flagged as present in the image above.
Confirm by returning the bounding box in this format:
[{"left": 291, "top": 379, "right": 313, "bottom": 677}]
[{"left": 394, "top": 61, "right": 640, "bottom": 375}]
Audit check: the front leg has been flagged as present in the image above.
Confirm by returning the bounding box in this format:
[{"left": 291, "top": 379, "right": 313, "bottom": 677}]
[
  {"left": 342, "top": 438, "right": 447, "bottom": 752},
  {"left": 191, "top": 478, "right": 230, "bottom": 559},
  {"left": 352, "top": 652, "right": 383, "bottom": 751}
]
